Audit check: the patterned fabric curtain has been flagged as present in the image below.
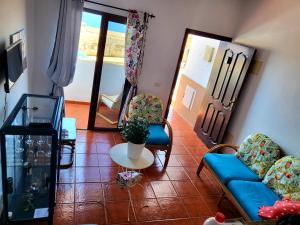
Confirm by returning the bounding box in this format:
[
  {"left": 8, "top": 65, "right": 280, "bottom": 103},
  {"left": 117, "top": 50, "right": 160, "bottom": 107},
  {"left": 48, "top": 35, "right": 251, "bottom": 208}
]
[
  {"left": 125, "top": 10, "right": 149, "bottom": 86},
  {"left": 118, "top": 10, "right": 150, "bottom": 127}
]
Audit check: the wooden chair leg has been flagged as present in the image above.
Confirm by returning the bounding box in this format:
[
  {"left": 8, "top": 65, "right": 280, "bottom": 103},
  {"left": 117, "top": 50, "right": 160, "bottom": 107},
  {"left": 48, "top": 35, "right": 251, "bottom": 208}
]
[
  {"left": 163, "top": 147, "right": 172, "bottom": 169},
  {"left": 196, "top": 159, "right": 205, "bottom": 176}
]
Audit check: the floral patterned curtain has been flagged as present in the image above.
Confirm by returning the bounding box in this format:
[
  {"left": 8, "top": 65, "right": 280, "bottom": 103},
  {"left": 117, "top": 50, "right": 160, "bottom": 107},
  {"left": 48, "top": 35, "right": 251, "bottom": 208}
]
[
  {"left": 125, "top": 10, "right": 149, "bottom": 86},
  {"left": 118, "top": 10, "right": 150, "bottom": 127}
]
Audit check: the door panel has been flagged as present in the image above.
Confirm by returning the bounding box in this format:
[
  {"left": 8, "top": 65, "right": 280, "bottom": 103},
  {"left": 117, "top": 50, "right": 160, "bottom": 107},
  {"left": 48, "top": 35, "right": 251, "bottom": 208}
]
[
  {"left": 87, "top": 11, "right": 127, "bottom": 130},
  {"left": 212, "top": 50, "right": 233, "bottom": 99},
  {"left": 222, "top": 53, "right": 247, "bottom": 106},
  {"left": 94, "top": 20, "right": 127, "bottom": 129},
  {"left": 211, "top": 111, "right": 225, "bottom": 143},
  {"left": 194, "top": 42, "right": 255, "bottom": 147},
  {"left": 202, "top": 104, "right": 215, "bottom": 133}
]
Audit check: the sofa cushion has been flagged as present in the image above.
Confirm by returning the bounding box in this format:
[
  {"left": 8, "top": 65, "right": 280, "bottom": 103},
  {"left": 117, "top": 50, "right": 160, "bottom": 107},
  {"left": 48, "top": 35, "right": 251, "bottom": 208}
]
[
  {"left": 204, "top": 153, "right": 260, "bottom": 184},
  {"left": 263, "top": 156, "right": 300, "bottom": 200},
  {"left": 227, "top": 180, "right": 280, "bottom": 221},
  {"left": 128, "top": 94, "right": 163, "bottom": 124},
  {"left": 146, "top": 124, "right": 170, "bottom": 145},
  {"left": 236, "top": 133, "right": 281, "bottom": 179}
]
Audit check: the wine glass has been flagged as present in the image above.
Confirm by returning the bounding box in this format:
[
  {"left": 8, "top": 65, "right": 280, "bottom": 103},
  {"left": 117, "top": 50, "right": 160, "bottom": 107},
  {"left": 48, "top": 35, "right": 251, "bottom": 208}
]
[
  {"left": 30, "top": 178, "right": 40, "bottom": 193},
  {"left": 15, "top": 158, "right": 24, "bottom": 166},
  {"left": 35, "top": 149, "right": 45, "bottom": 166},
  {"left": 27, "top": 149, "right": 35, "bottom": 165},
  {"left": 25, "top": 135, "right": 35, "bottom": 150},
  {"left": 36, "top": 119, "right": 46, "bottom": 148},
  {"left": 37, "top": 135, "right": 46, "bottom": 147}
]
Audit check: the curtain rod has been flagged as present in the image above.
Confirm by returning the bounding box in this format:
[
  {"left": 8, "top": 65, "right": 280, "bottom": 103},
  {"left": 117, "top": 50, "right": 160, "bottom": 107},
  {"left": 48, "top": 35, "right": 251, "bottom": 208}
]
[{"left": 84, "top": 0, "right": 156, "bottom": 18}]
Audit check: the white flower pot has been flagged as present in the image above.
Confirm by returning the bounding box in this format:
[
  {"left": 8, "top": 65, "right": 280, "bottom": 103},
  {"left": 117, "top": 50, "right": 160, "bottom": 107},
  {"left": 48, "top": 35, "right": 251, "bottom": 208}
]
[{"left": 127, "top": 142, "right": 145, "bottom": 160}]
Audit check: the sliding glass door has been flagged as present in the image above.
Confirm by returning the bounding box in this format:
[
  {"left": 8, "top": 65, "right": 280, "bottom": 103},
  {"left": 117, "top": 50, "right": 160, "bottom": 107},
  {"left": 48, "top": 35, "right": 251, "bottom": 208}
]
[
  {"left": 87, "top": 10, "right": 128, "bottom": 130},
  {"left": 64, "top": 11, "right": 102, "bottom": 129}
]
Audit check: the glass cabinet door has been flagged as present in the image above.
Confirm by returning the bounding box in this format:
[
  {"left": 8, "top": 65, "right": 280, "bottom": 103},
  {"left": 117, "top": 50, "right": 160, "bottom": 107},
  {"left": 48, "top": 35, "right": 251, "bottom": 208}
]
[{"left": 5, "top": 134, "right": 53, "bottom": 221}]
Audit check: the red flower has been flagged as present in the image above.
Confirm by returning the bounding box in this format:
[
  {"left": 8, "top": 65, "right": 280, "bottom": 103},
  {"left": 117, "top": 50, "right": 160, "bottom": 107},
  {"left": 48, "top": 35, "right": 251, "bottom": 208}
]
[
  {"left": 260, "top": 141, "right": 266, "bottom": 147},
  {"left": 285, "top": 172, "right": 292, "bottom": 178},
  {"left": 285, "top": 162, "right": 292, "bottom": 169}
]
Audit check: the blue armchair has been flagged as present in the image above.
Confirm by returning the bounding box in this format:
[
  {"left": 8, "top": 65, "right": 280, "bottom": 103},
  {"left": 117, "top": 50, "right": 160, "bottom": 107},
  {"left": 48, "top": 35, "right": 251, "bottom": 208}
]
[{"left": 127, "top": 94, "right": 173, "bottom": 169}]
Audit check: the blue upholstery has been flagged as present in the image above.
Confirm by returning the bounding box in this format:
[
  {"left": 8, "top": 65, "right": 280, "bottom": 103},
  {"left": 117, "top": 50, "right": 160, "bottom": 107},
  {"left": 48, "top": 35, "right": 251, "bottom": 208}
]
[
  {"left": 227, "top": 180, "right": 280, "bottom": 221},
  {"left": 146, "top": 124, "right": 170, "bottom": 145},
  {"left": 204, "top": 153, "right": 260, "bottom": 184}
]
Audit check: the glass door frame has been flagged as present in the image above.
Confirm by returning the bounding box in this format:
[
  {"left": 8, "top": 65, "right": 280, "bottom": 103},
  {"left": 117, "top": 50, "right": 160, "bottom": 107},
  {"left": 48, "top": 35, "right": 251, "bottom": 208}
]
[{"left": 86, "top": 8, "right": 128, "bottom": 131}]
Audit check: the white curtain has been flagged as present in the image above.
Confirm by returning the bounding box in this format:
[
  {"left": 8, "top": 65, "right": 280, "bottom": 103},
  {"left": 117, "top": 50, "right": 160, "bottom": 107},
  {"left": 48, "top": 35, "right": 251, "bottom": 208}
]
[{"left": 47, "top": 0, "right": 83, "bottom": 96}]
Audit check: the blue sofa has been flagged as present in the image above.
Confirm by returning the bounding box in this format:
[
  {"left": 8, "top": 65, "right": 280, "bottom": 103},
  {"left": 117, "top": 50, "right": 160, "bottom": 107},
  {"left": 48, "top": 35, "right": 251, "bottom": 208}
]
[{"left": 197, "top": 144, "right": 281, "bottom": 222}]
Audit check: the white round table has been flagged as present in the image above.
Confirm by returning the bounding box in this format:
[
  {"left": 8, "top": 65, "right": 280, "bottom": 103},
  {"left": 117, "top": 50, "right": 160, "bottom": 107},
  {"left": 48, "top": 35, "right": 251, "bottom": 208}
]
[{"left": 109, "top": 143, "right": 154, "bottom": 170}]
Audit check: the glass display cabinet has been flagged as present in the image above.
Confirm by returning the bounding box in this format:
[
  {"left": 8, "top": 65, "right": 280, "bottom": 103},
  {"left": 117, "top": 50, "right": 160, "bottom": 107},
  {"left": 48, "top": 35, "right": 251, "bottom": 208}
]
[{"left": 0, "top": 94, "right": 64, "bottom": 225}]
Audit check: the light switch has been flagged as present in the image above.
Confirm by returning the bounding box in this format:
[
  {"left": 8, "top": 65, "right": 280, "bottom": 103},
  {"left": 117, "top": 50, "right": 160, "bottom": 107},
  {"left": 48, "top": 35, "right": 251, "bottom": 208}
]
[
  {"left": 154, "top": 82, "right": 160, "bottom": 87},
  {"left": 250, "top": 59, "right": 264, "bottom": 75}
]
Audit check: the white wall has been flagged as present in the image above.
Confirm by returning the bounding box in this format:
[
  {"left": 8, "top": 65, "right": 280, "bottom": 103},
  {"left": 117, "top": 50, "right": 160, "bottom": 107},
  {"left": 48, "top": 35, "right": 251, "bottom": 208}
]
[
  {"left": 0, "top": 0, "right": 34, "bottom": 214},
  {"left": 183, "top": 36, "right": 220, "bottom": 88},
  {"left": 0, "top": 0, "right": 33, "bottom": 126},
  {"left": 64, "top": 58, "right": 125, "bottom": 102},
  {"left": 30, "top": 0, "right": 245, "bottom": 108},
  {"left": 134, "top": 0, "right": 244, "bottom": 107},
  {"left": 29, "top": 0, "right": 61, "bottom": 95},
  {"left": 64, "top": 58, "right": 95, "bottom": 102},
  {"left": 226, "top": 0, "right": 300, "bottom": 157}
]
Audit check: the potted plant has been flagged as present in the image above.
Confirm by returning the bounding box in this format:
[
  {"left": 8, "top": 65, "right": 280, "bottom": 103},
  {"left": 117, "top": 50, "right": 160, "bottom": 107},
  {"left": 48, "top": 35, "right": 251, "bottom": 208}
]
[{"left": 122, "top": 116, "right": 149, "bottom": 160}]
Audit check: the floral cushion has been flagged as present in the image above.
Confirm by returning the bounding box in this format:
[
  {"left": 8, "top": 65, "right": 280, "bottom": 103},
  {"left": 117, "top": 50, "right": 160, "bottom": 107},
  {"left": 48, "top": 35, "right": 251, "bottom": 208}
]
[
  {"left": 263, "top": 156, "right": 300, "bottom": 200},
  {"left": 259, "top": 199, "right": 300, "bottom": 219},
  {"left": 128, "top": 94, "right": 163, "bottom": 124},
  {"left": 235, "top": 133, "right": 281, "bottom": 179}
]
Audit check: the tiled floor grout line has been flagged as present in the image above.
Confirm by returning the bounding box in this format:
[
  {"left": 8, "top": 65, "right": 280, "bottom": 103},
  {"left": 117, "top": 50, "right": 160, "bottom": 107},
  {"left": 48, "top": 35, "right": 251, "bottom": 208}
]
[
  {"left": 102, "top": 182, "right": 110, "bottom": 224},
  {"left": 95, "top": 144, "right": 110, "bottom": 225},
  {"left": 112, "top": 135, "right": 137, "bottom": 224},
  {"left": 73, "top": 155, "right": 76, "bottom": 225}
]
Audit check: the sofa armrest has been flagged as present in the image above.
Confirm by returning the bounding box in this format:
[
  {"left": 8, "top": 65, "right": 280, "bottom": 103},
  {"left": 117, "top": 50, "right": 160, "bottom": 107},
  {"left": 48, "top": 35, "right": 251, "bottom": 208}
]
[
  {"left": 197, "top": 143, "right": 238, "bottom": 176},
  {"left": 208, "top": 144, "right": 239, "bottom": 154}
]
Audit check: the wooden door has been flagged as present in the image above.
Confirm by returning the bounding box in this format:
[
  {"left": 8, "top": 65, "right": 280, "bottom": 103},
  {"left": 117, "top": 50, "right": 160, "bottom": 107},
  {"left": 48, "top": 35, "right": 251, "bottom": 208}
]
[{"left": 194, "top": 42, "right": 255, "bottom": 147}]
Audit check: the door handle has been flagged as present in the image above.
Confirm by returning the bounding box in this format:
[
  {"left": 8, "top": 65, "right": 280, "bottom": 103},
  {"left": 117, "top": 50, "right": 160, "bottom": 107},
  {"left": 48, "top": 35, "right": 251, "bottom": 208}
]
[
  {"left": 229, "top": 98, "right": 236, "bottom": 110},
  {"left": 229, "top": 100, "right": 235, "bottom": 104},
  {"left": 229, "top": 97, "right": 236, "bottom": 104}
]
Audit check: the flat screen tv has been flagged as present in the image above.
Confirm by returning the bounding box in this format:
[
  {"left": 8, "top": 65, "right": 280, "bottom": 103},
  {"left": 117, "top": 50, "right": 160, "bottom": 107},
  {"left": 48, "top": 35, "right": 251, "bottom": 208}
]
[{"left": 4, "top": 40, "right": 24, "bottom": 93}]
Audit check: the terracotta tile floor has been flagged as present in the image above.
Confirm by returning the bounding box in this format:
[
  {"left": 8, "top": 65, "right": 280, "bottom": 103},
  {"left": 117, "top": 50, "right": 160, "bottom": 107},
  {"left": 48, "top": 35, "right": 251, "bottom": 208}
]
[
  {"left": 65, "top": 102, "right": 90, "bottom": 129},
  {"left": 30, "top": 109, "right": 241, "bottom": 225},
  {"left": 65, "top": 101, "right": 120, "bottom": 129}
]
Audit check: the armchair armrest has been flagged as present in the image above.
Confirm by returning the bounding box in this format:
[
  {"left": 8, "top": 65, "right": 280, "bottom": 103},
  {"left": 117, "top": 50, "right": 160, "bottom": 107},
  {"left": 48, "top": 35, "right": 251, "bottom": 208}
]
[
  {"left": 208, "top": 144, "right": 239, "bottom": 154},
  {"left": 162, "top": 118, "right": 173, "bottom": 146},
  {"left": 197, "top": 143, "right": 239, "bottom": 176}
]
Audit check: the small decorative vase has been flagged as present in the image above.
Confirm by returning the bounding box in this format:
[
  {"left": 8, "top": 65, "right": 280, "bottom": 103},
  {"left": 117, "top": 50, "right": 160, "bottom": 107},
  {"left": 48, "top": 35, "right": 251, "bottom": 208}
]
[{"left": 127, "top": 142, "right": 145, "bottom": 160}]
